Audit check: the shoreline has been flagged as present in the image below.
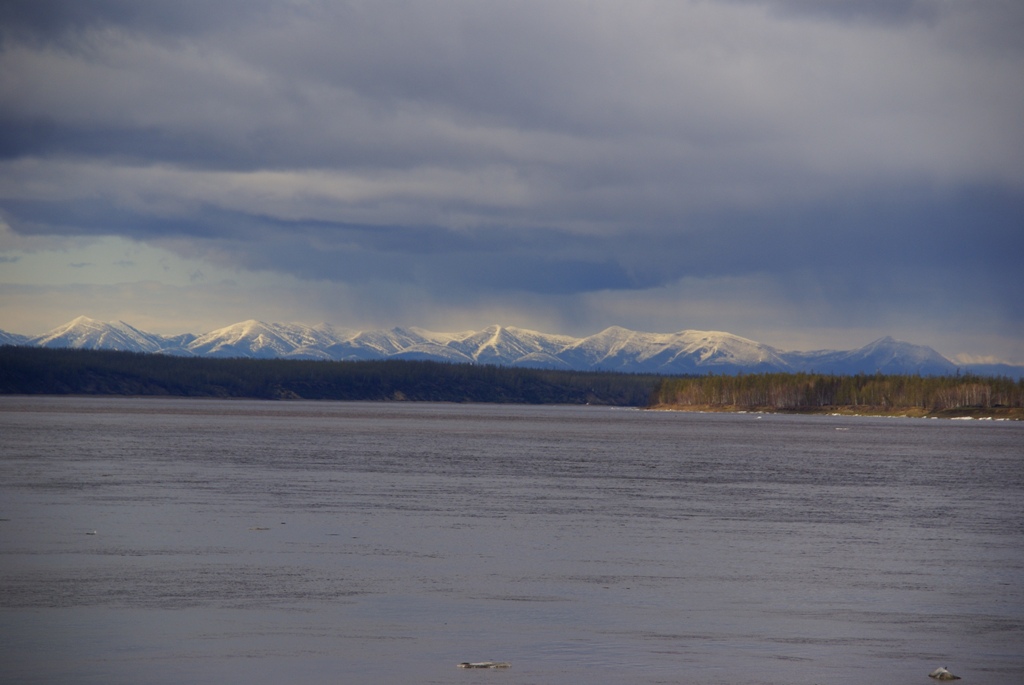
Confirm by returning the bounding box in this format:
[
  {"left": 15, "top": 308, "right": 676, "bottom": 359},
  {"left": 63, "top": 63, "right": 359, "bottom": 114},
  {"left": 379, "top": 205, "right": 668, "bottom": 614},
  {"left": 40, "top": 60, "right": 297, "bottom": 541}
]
[{"left": 650, "top": 404, "right": 1024, "bottom": 421}]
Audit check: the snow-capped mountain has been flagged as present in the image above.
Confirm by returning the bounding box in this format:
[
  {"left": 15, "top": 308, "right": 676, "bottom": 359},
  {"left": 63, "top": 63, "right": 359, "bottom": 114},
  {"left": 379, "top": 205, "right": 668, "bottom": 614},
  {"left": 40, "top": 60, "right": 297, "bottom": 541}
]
[
  {"left": 186, "top": 320, "right": 350, "bottom": 359},
  {"left": 2, "top": 316, "right": 1014, "bottom": 377},
  {"left": 558, "top": 327, "right": 792, "bottom": 373},
  {"left": 431, "top": 325, "right": 577, "bottom": 367},
  {"left": 786, "top": 336, "right": 956, "bottom": 376},
  {"left": 0, "top": 329, "right": 29, "bottom": 346},
  {"left": 30, "top": 316, "right": 171, "bottom": 354}
]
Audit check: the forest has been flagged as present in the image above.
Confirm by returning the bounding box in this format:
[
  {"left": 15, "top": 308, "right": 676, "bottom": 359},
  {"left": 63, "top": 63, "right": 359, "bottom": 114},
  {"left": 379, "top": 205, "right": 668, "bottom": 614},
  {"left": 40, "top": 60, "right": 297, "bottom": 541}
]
[
  {"left": 2, "top": 346, "right": 1021, "bottom": 418},
  {"left": 0, "top": 346, "right": 661, "bottom": 406},
  {"left": 653, "top": 372, "right": 1024, "bottom": 417}
]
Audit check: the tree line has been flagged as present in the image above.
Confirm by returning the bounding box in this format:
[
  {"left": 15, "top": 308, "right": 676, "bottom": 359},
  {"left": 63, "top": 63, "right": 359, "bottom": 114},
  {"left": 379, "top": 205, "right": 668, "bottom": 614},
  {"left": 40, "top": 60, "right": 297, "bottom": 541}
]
[
  {"left": 0, "top": 346, "right": 662, "bottom": 406},
  {"left": 654, "top": 372, "right": 1024, "bottom": 413},
  {"left": 3, "top": 346, "right": 1021, "bottom": 416}
]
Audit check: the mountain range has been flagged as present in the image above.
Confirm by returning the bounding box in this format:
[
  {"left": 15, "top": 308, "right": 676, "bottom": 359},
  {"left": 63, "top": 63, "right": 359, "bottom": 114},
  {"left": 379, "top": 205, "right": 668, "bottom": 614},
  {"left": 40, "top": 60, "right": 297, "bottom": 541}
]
[{"left": 4, "top": 316, "right": 1019, "bottom": 378}]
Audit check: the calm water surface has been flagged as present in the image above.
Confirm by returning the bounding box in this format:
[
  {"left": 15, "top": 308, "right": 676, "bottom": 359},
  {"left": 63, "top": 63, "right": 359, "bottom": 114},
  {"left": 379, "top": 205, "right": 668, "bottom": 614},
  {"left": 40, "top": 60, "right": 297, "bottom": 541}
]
[{"left": 1, "top": 396, "right": 1022, "bottom": 684}]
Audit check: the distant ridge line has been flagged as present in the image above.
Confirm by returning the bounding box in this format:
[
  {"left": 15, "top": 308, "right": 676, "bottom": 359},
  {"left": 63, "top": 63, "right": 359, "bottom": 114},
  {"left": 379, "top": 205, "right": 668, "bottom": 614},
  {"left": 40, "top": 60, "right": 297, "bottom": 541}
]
[{"left": 2, "top": 315, "right": 1021, "bottom": 378}]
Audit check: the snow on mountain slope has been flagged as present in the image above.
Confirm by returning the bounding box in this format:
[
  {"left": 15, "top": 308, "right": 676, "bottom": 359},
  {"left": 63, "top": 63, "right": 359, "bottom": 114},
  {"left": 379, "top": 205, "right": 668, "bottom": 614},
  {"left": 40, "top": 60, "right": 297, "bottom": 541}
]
[
  {"left": 157, "top": 332, "right": 199, "bottom": 355},
  {"left": 30, "top": 316, "right": 167, "bottom": 353},
  {"left": 283, "top": 346, "right": 334, "bottom": 361},
  {"left": 188, "top": 320, "right": 298, "bottom": 358},
  {"left": 783, "top": 337, "right": 956, "bottom": 375},
  {"left": 852, "top": 336, "right": 956, "bottom": 374},
  {"left": 186, "top": 320, "right": 358, "bottom": 358},
  {"left": 560, "top": 326, "right": 670, "bottom": 368},
  {"left": 342, "top": 327, "right": 431, "bottom": 356},
  {"left": 313, "top": 327, "right": 440, "bottom": 361},
  {"left": 559, "top": 327, "right": 790, "bottom": 373},
  {"left": 390, "top": 344, "right": 475, "bottom": 363},
  {"left": 510, "top": 351, "right": 574, "bottom": 369},
  {"left": 657, "top": 330, "right": 790, "bottom": 371},
  {"left": 443, "top": 325, "right": 577, "bottom": 364},
  {"left": 12, "top": 315, "right": 1007, "bottom": 376},
  {"left": 0, "top": 328, "right": 30, "bottom": 346}
]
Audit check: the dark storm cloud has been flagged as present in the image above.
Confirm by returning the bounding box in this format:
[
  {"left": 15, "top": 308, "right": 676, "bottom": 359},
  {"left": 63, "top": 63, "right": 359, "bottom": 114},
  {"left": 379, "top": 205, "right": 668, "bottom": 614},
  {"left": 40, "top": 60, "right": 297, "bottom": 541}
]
[
  {"left": 0, "top": 0, "right": 271, "bottom": 40},
  {"left": 9, "top": 179, "right": 1018, "bottom": 325},
  {"left": 1, "top": 2, "right": 661, "bottom": 172}
]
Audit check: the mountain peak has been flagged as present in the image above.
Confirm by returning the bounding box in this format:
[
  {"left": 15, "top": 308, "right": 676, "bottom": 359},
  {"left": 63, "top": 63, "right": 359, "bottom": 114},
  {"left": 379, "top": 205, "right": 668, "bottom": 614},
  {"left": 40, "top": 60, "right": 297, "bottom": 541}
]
[
  {"left": 31, "top": 316, "right": 165, "bottom": 353},
  {"left": 8, "top": 316, "right": 1014, "bottom": 377},
  {"left": 865, "top": 335, "right": 898, "bottom": 347}
]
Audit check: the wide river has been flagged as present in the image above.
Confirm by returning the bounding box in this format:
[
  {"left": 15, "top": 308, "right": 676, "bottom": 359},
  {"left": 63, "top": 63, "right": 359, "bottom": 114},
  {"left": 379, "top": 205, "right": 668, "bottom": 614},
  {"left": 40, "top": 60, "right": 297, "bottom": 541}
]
[{"left": 1, "top": 396, "right": 1021, "bottom": 684}]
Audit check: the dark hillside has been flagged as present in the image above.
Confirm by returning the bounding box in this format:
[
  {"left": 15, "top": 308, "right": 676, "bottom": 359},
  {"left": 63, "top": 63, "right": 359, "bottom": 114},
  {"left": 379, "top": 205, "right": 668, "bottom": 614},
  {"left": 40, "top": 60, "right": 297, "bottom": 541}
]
[
  {"left": 0, "top": 346, "right": 662, "bottom": 406},
  {"left": 4, "top": 347, "right": 1020, "bottom": 418}
]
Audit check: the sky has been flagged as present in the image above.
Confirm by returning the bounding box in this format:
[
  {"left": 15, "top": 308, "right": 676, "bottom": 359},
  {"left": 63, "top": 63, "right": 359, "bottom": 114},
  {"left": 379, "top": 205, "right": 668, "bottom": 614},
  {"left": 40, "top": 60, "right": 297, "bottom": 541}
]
[{"left": 1, "top": 0, "right": 1022, "bottom": 362}]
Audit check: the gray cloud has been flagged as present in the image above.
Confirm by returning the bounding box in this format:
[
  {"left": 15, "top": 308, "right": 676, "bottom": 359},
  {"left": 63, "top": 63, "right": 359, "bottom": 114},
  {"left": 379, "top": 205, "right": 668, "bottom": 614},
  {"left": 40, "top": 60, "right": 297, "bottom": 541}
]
[
  {"left": 0, "top": 0, "right": 273, "bottom": 42},
  {"left": 0, "top": 0, "right": 1021, "bottom": 359},
  {"left": 733, "top": 0, "right": 939, "bottom": 25}
]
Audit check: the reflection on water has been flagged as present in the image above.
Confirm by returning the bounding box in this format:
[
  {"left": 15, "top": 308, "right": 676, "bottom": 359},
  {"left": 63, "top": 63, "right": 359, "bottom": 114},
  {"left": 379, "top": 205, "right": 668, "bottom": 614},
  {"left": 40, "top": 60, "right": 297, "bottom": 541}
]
[{"left": 1, "top": 397, "right": 1022, "bottom": 684}]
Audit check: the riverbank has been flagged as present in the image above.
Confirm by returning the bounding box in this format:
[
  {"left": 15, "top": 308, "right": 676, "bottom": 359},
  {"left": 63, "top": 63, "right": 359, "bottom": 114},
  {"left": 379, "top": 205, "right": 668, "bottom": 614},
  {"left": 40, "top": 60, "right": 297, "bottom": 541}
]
[
  {"left": 652, "top": 373, "right": 1024, "bottom": 420},
  {"left": 650, "top": 403, "right": 1024, "bottom": 420}
]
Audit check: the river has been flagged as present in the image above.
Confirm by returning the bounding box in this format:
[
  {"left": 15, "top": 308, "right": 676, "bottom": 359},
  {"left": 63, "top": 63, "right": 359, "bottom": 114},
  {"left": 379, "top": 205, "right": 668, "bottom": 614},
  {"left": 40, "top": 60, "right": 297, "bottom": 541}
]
[{"left": 1, "top": 397, "right": 1021, "bottom": 684}]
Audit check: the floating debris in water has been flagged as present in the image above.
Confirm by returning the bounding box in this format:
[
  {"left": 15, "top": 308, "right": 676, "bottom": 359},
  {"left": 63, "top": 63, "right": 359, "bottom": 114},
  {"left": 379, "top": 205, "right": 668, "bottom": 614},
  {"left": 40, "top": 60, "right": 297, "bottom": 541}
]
[
  {"left": 458, "top": 661, "right": 511, "bottom": 669},
  {"left": 929, "top": 666, "right": 961, "bottom": 680},
  {"left": 86, "top": 530, "right": 97, "bottom": 535}
]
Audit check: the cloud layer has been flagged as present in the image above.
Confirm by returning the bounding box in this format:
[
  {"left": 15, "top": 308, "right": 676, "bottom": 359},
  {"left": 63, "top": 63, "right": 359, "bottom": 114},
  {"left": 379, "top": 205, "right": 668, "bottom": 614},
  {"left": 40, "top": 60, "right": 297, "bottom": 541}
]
[{"left": 1, "top": 1, "right": 1022, "bottom": 359}]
